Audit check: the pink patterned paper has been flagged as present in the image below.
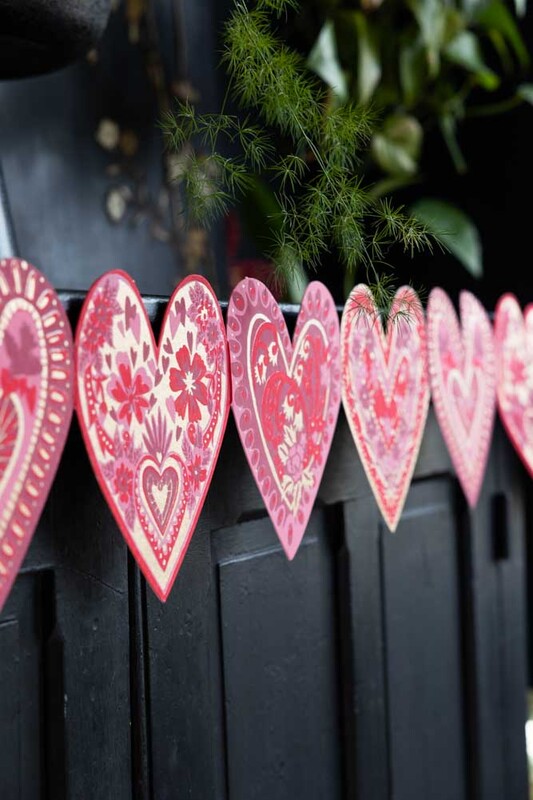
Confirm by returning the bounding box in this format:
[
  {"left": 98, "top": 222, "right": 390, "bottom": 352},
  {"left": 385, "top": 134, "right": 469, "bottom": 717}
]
[
  {"left": 341, "top": 284, "right": 429, "bottom": 531},
  {"left": 75, "top": 271, "right": 230, "bottom": 601},
  {"left": 427, "top": 289, "right": 496, "bottom": 507},
  {"left": 227, "top": 279, "right": 341, "bottom": 559},
  {"left": 494, "top": 293, "right": 533, "bottom": 477},
  {"left": 0, "top": 258, "right": 74, "bottom": 612}
]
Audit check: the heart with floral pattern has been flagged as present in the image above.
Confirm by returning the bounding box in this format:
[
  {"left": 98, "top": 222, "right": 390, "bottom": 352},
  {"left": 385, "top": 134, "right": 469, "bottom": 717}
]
[
  {"left": 75, "top": 271, "right": 230, "bottom": 601},
  {"left": 341, "top": 284, "right": 429, "bottom": 531},
  {"left": 0, "top": 258, "right": 74, "bottom": 612},
  {"left": 227, "top": 278, "right": 341, "bottom": 559},
  {"left": 494, "top": 293, "right": 533, "bottom": 477},
  {"left": 427, "top": 288, "right": 496, "bottom": 507}
]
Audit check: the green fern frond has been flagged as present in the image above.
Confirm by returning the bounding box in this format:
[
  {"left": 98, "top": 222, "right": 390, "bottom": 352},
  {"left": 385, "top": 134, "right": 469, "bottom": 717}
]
[{"left": 161, "top": 0, "right": 435, "bottom": 302}]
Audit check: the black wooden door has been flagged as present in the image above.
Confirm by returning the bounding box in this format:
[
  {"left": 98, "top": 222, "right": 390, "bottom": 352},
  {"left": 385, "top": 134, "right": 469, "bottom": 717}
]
[
  {"left": 0, "top": 295, "right": 528, "bottom": 800},
  {"left": 0, "top": 1, "right": 530, "bottom": 795}
]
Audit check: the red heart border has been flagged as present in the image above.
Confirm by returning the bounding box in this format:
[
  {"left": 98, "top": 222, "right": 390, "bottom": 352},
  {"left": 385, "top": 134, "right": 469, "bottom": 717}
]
[
  {"left": 0, "top": 258, "right": 74, "bottom": 612},
  {"left": 75, "top": 271, "right": 230, "bottom": 601},
  {"left": 341, "top": 283, "right": 430, "bottom": 531},
  {"left": 494, "top": 293, "right": 533, "bottom": 478},
  {"left": 227, "top": 278, "right": 341, "bottom": 559},
  {"left": 427, "top": 288, "right": 496, "bottom": 507}
]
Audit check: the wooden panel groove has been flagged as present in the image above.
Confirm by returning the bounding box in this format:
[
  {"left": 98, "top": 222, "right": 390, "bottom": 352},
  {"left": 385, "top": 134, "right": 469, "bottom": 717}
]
[{"left": 129, "top": 559, "right": 153, "bottom": 800}]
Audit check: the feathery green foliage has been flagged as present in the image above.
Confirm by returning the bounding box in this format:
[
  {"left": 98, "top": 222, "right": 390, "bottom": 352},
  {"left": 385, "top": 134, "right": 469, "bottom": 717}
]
[{"left": 161, "top": 0, "right": 434, "bottom": 294}]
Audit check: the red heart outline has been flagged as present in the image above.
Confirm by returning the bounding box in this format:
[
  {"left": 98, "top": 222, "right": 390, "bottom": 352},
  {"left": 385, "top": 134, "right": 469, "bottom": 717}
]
[
  {"left": 0, "top": 258, "right": 74, "bottom": 612},
  {"left": 227, "top": 278, "right": 341, "bottom": 559},
  {"left": 341, "top": 284, "right": 429, "bottom": 531},
  {"left": 75, "top": 271, "right": 230, "bottom": 600},
  {"left": 494, "top": 293, "right": 533, "bottom": 477},
  {"left": 427, "top": 289, "right": 496, "bottom": 507},
  {"left": 137, "top": 455, "right": 186, "bottom": 539}
]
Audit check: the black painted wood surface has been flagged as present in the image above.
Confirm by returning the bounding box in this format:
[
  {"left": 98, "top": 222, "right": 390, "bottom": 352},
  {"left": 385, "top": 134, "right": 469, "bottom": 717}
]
[{"left": 0, "top": 292, "right": 528, "bottom": 800}]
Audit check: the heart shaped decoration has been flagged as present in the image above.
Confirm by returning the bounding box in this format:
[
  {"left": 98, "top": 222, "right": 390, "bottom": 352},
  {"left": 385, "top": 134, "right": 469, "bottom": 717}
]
[
  {"left": 427, "top": 289, "right": 496, "bottom": 507},
  {"left": 341, "top": 284, "right": 429, "bottom": 531},
  {"left": 227, "top": 279, "right": 341, "bottom": 559},
  {"left": 75, "top": 271, "right": 230, "bottom": 600},
  {"left": 0, "top": 258, "right": 74, "bottom": 612},
  {"left": 494, "top": 293, "right": 533, "bottom": 477}
]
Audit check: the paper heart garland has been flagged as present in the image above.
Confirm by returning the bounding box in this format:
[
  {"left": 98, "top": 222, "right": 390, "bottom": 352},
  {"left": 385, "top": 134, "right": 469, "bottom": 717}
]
[
  {"left": 227, "top": 278, "right": 341, "bottom": 559},
  {"left": 0, "top": 258, "right": 74, "bottom": 612},
  {"left": 427, "top": 289, "right": 496, "bottom": 507},
  {"left": 341, "top": 284, "right": 429, "bottom": 531},
  {"left": 75, "top": 271, "right": 230, "bottom": 601},
  {"left": 494, "top": 293, "right": 533, "bottom": 477}
]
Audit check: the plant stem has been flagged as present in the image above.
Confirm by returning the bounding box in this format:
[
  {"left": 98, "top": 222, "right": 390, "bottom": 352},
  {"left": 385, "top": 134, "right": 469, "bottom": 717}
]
[{"left": 466, "top": 95, "right": 523, "bottom": 118}]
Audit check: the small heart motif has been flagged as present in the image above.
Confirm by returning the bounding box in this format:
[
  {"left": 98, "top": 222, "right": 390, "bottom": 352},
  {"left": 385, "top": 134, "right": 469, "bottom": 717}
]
[
  {"left": 227, "top": 278, "right": 341, "bottom": 559},
  {"left": 75, "top": 271, "right": 230, "bottom": 600},
  {"left": 427, "top": 289, "right": 496, "bottom": 507},
  {"left": 341, "top": 284, "right": 429, "bottom": 531},
  {"left": 125, "top": 295, "right": 140, "bottom": 342},
  {"left": 0, "top": 258, "right": 74, "bottom": 612},
  {"left": 494, "top": 294, "right": 533, "bottom": 476},
  {"left": 136, "top": 457, "right": 187, "bottom": 565}
]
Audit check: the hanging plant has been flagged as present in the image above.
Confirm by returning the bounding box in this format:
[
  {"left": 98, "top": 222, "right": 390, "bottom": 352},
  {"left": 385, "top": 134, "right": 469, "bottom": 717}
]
[
  {"left": 302, "top": 0, "right": 533, "bottom": 277},
  {"left": 161, "top": 0, "right": 435, "bottom": 301}
]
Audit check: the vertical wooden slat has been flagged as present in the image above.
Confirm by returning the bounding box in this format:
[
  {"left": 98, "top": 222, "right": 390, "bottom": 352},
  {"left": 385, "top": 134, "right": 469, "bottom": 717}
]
[
  {"left": 340, "top": 495, "right": 390, "bottom": 800},
  {"left": 466, "top": 424, "right": 529, "bottom": 800},
  {"left": 215, "top": 513, "right": 343, "bottom": 800},
  {"left": 41, "top": 570, "right": 67, "bottom": 800},
  {"left": 128, "top": 561, "right": 152, "bottom": 800},
  {"left": 145, "top": 514, "right": 228, "bottom": 800},
  {"left": 46, "top": 420, "right": 132, "bottom": 800},
  {"left": 0, "top": 618, "right": 20, "bottom": 797},
  {"left": 383, "top": 479, "right": 467, "bottom": 800}
]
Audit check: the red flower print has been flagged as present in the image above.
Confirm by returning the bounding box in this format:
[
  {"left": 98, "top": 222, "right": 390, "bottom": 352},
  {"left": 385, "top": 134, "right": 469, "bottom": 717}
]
[
  {"left": 83, "top": 281, "right": 120, "bottom": 355},
  {"left": 188, "top": 285, "right": 214, "bottom": 330},
  {"left": 114, "top": 462, "right": 133, "bottom": 505},
  {"left": 188, "top": 454, "right": 207, "bottom": 491},
  {"left": 169, "top": 346, "right": 209, "bottom": 422},
  {"left": 109, "top": 361, "right": 151, "bottom": 425}
]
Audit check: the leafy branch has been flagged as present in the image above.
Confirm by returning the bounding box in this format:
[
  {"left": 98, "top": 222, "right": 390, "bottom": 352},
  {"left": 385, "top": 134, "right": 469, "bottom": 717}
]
[{"left": 161, "top": 0, "right": 435, "bottom": 294}]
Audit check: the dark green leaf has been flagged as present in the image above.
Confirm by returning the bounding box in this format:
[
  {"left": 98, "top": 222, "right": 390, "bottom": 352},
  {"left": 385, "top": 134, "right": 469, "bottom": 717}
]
[
  {"left": 514, "top": 0, "right": 527, "bottom": 18},
  {"left": 408, "top": 0, "right": 447, "bottom": 76},
  {"left": 307, "top": 21, "right": 349, "bottom": 103},
  {"left": 444, "top": 31, "right": 500, "bottom": 89},
  {"left": 487, "top": 29, "right": 514, "bottom": 73},
  {"left": 351, "top": 12, "right": 381, "bottom": 104},
  {"left": 517, "top": 83, "right": 533, "bottom": 104},
  {"left": 372, "top": 114, "right": 423, "bottom": 176},
  {"left": 475, "top": 0, "right": 528, "bottom": 67},
  {"left": 410, "top": 198, "right": 483, "bottom": 276},
  {"left": 399, "top": 38, "right": 427, "bottom": 106},
  {"left": 439, "top": 114, "right": 467, "bottom": 172}
]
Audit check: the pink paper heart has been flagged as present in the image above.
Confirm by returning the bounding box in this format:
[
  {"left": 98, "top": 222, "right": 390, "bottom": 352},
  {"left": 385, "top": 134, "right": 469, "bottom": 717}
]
[
  {"left": 227, "top": 279, "right": 341, "bottom": 559},
  {"left": 0, "top": 258, "right": 74, "bottom": 611},
  {"left": 427, "top": 289, "right": 496, "bottom": 507},
  {"left": 75, "top": 271, "right": 230, "bottom": 601},
  {"left": 494, "top": 293, "right": 533, "bottom": 477},
  {"left": 341, "top": 284, "right": 429, "bottom": 531}
]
